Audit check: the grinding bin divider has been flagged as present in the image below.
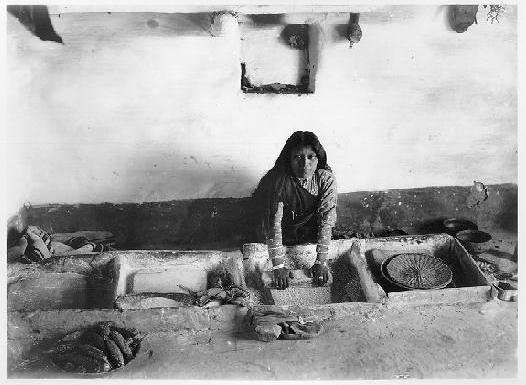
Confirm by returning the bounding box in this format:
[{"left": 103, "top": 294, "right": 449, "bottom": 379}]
[{"left": 347, "top": 242, "right": 385, "bottom": 303}]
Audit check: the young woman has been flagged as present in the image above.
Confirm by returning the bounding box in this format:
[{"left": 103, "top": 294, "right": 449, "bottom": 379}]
[{"left": 253, "top": 131, "right": 337, "bottom": 289}]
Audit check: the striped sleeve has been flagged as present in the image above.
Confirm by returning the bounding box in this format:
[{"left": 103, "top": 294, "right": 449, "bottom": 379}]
[
  {"left": 316, "top": 170, "right": 337, "bottom": 260},
  {"left": 266, "top": 201, "right": 285, "bottom": 266}
]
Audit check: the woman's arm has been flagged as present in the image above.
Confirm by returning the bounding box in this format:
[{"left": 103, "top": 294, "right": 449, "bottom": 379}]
[
  {"left": 266, "top": 201, "right": 285, "bottom": 265},
  {"left": 310, "top": 171, "right": 337, "bottom": 285},
  {"left": 266, "top": 201, "right": 289, "bottom": 289},
  {"left": 315, "top": 171, "right": 338, "bottom": 263}
]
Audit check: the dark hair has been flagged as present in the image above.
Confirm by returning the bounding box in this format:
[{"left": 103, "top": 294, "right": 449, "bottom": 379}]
[
  {"left": 250, "top": 131, "right": 331, "bottom": 241},
  {"left": 252, "top": 131, "right": 331, "bottom": 200},
  {"left": 273, "top": 131, "right": 330, "bottom": 174}
]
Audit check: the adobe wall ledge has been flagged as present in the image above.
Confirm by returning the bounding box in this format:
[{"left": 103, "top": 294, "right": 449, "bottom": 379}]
[{"left": 21, "top": 183, "right": 517, "bottom": 249}]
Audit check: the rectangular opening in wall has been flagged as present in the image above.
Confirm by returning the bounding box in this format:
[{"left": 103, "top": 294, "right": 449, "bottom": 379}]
[{"left": 240, "top": 20, "right": 313, "bottom": 94}]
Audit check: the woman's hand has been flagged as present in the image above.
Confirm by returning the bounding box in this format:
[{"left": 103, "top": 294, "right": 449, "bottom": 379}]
[
  {"left": 310, "top": 261, "right": 330, "bottom": 286},
  {"left": 273, "top": 267, "right": 290, "bottom": 290}
]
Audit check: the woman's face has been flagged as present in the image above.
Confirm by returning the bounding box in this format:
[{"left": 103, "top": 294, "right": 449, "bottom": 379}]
[{"left": 290, "top": 145, "right": 318, "bottom": 179}]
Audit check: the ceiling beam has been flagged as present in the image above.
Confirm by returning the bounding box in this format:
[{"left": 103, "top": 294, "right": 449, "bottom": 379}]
[{"left": 48, "top": 5, "right": 385, "bottom": 15}]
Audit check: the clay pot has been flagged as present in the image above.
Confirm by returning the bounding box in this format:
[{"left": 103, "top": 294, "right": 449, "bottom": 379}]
[
  {"left": 492, "top": 281, "right": 518, "bottom": 302},
  {"left": 443, "top": 218, "right": 478, "bottom": 236},
  {"left": 456, "top": 230, "right": 492, "bottom": 254}
]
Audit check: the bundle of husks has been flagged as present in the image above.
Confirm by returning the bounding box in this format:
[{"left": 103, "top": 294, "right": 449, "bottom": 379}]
[
  {"left": 7, "top": 225, "right": 54, "bottom": 263},
  {"left": 7, "top": 226, "right": 117, "bottom": 263},
  {"left": 50, "top": 322, "right": 141, "bottom": 373},
  {"left": 249, "top": 307, "right": 324, "bottom": 342},
  {"left": 181, "top": 285, "right": 250, "bottom": 308},
  {"left": 51, "top": 231, "right": 117, "bottom": 255}
]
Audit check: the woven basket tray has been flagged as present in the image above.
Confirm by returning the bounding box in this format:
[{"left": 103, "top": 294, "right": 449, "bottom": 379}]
[{"left": 384, "top": 253, "right": 453, "bottom": 290}]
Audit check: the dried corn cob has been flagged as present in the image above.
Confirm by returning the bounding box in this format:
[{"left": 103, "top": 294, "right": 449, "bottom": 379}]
[
  {"left": 56, "top": 351, "right": 110, "bottom": 373},
  {"left": 125, "top": 337, "right": 140, "bottom": 354},
  {"left": 206, "top": 287, "right": 223, "bottom": 297},
  {"left": 81, "top": 331, "right": 106, "bottom": 351},
  {"left": 55, "top": 342, "right": 75, "bottom": 353},
  {"left": 109, "top": 330, "right": 133, "bottom": 361},
  {"left": 105, "top": 339, "right": 125, "bottom": 368},
  {"left": 98, "top": 323, "right": 112, "bottom": 339},
  {"left": 75, "top": 344, "right": 109, "bottom": 365}
]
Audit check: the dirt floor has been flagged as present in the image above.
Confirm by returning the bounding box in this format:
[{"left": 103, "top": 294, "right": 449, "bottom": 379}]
[
  {"left": 7, "top": 231, "right": 519, "bottom": 380},
  {"left": 126, "top": 303, "right": 517, "bottom": 380},
  {"left": 9, "top": 300, "right": 517, "bottom": 380}
]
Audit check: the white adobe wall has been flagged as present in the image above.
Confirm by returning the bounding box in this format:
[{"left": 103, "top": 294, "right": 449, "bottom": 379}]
[{"left": 5, "top": 6, "right": 517, "bottom": 216}]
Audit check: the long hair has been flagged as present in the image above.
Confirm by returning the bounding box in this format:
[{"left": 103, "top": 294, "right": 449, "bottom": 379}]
[
  {"left": 253, "top": 131, "right": 331, "bottom": 199},
  {"left": 250, "top": 131, "right": 331, "bottom": 241}
]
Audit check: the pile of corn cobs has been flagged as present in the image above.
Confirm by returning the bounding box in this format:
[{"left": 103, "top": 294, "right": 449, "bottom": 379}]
[
  {"left": 51, "top": 322, "right": 141, "bottom": 373},
  {"left": 179, "top": 270, "right": 251, "bottom": 308},
  {"left": 192, "top": 286, "right": 250, "bottom": 308}
]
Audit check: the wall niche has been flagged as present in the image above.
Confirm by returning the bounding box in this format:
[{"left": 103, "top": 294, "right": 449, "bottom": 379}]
[{"left": 239, "top": 17, "right": 314, "bottom": 94}]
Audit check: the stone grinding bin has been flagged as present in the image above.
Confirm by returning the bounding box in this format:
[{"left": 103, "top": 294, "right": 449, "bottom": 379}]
[
  {"left": 7, "top": 250, "right": 247, "bottom": 374},
  {"left": 349, "top": 233, "right": 492, "bottom": 305},
  {"left": 7, "top": 253, "right": 118, "bottom": 311},
  {"left": 7, "top": 250, "right": 245, "bottom": 311},
  {"left": 242, "top": 234, "right": 492, "bottom": 307},
  {"left": 113, "top": 250, "right": 245, "bottom": 308},
  {"left": 242, "top": 240, "right": 368, "bottom": 306}
]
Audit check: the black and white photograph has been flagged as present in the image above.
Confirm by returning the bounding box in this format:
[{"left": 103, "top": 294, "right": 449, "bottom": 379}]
[{"left": 2, "top": 0, "right": 522, "bottom": 382}]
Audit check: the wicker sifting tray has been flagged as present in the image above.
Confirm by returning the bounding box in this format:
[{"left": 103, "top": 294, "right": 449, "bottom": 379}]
[{"left": 384, "top": 253, "right": 453, "bottom": 290}]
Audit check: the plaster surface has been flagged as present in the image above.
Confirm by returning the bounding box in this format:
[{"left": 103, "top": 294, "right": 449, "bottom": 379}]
[{"left": 5, "top": 6, "right": 517, "bottom": 215}]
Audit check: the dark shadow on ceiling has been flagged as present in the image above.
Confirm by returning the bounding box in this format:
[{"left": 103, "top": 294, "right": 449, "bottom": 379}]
[
  {"left": 7, "top": 5, "right": 63, "bottom": 43},
  {"left": 246, "top": 14, "right": 285, "bottom": 25},
  {"left": 137, "top": 12, "right": 213, "bottom": 36}
]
